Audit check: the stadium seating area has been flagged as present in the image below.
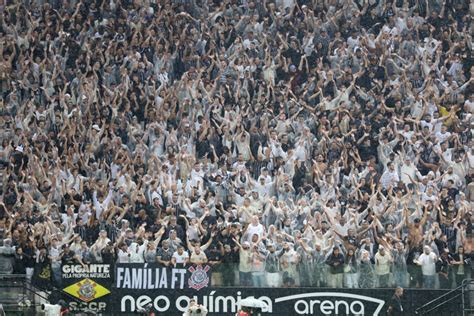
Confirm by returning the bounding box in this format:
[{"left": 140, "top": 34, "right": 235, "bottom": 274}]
[{"left": 0, "top": 0, "right": 473, "bottom": 299}]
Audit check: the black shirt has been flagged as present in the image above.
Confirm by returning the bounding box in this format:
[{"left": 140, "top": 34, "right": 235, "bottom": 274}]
[
  {"left": 61, "top": 250, "right": 76, "bottom": 265},
  {"left": 205, "top": 247, "right": 221, "bottom": 263},
  {"left": 326, "top": 252, "right": 345, "bottom": 274},
  {"left": 388, "top": 294, "right": 404, "bottom": 315}
]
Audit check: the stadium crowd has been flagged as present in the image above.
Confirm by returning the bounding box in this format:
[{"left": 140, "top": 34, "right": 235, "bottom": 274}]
[{"left": 0, "top": 0, "right": 473, "bottom": 291}]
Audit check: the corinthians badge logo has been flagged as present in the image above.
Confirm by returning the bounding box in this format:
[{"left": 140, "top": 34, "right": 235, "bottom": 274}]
[
  {"left": 188, "top": 265, "right": 210, "bottom": 291},
  {"left": 78, "top": 279, "right": 96, "bottom": 301}
]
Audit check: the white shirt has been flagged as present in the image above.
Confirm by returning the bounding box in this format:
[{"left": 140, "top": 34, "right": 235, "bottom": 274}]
[
  {"left": 422, "top": 191, "right": 438, "bottom": 204},
  {"left": 129, "top": 240, "right": 148, "bottom": 263},
  {"left": 418, "top": 252, "right": 437, "bottom": 276},
  {"left": 117, "top": 249, "right": 130, "bottom": 263},
  {"left": 467, "top": 151, "right": 474, "bottom": 169},
  {"left": 442, "top": 173, "right": 461, "bottom": 188},
  {"left": 334, "top": 222, "right": 349, "bottom": 237},
  {"left": 411, "top": 100, "right": 424, "bottom": 118},
  {"left": 400, "top": 163, "right": 420, "bottom": 185},
  {"left": 254, "top": 181, "right": 273, "bottom": 199},
  {"left": 67, "top": 174, "right": 83, "bottom": 191},
  {"left": 246, "top": 223, "right": 265, "bottom": 241},
  {"left": 61, "top": 213, "right": 78, "bottom": 227},
  {"left": 294, "top": 143, "right": 307, "bottom": 161},
  {"left": 347, "top": 36, "right": 360, "bottom": 50},
  {"left": 172, "top": 251, "right": 189, "bottom": 264},
  {"left": 420, "top": 120, "right": 433, "bottom": 132},
  {"left": 450, "top": 161, "right": 468, "bottom": 181},
  {"left": 375, "top": 252, "right": 392, "bottom": 275},
  {"left": 435, "top": 131, "right": 451, "bottom": 143},
  {"left": 420, "top": 118, "right": 443, "bottom": 134},
  {"left": 49, "top": 246, "right": 61, "bottom": 264},
  {"left": 380, "top": 169, "right": 400, "bottom": 189},
  {"left": 401, "top": 130, "right": 414, "bottom": 140},
  {"left": 93, "top": 189, "right": 114, "bottom": 219},
  {"left": 440, "top": 147, "right": 454, "bottom": 163},
  {"left": 464, "top": 100, "right": 474, "bottom": 114}
]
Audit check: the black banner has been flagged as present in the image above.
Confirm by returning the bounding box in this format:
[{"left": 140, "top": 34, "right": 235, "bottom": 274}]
[
  {"left": 113, "top": 287, "right": 456, "bottom": 315},
  {"left": 60, "top": 264, "right": 113, "bottom": 313},
  {"left": 59, "top": 264, "right": 461, "bottom": 315},
  {"left": 115, "top": 263, "right": 212, "bottom": 291}
]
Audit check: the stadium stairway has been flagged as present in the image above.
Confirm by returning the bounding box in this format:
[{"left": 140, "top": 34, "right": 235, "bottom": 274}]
[
  {"left": 415, "top": 279, "right": 474, "bottom": 316},
  {"left": 0, "top": 274, "right": 51, "bottom": 315}
]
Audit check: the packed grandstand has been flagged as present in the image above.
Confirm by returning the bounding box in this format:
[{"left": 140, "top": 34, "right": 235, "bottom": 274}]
[{"left": 0, "top": 0, "right": 473, "bottom": 314}]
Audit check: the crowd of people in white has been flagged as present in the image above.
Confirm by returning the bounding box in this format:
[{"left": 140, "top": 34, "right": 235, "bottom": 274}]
[{"left": 0, "top": 0, "right": 473, "bottom": 290}]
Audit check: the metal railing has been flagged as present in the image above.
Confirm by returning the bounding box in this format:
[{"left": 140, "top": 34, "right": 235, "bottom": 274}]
[
  {"left": 415, "top": 279, "right": 473, "bottom": 316},
  {"left": 461, "top": 279, "right": 474, "bottom": 316},
  {"left": 0, "top": 274, "right": 51, "bottom": 314}
]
